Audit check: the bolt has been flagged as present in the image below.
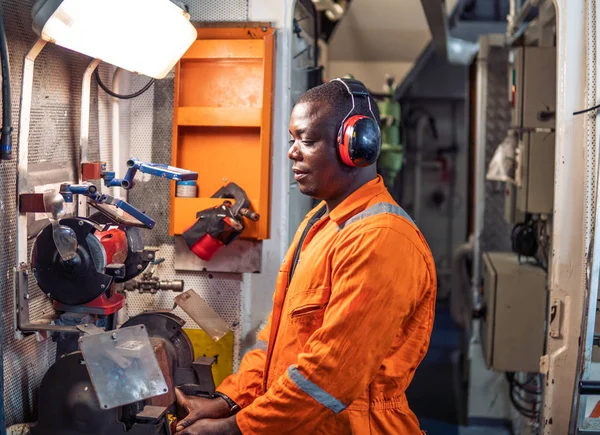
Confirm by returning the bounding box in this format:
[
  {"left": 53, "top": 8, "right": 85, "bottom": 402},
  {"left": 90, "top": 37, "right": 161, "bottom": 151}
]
[
  {"left": 24, "top": 294, "right": 30, "bottom": 300},
  {"left": 137, "top": 264, "right": 143, "bottom": 271},
  {"left": 111, "top": 332, "right": 117, "bottom": 340},
  {"left": 78, "top": 221, "right": 84, "bottom": 226},
  {"left": 83, "top": 324, "right": 88, "bottom": 328},
  {"left": 100, "top": 284, "right": 105, "bottom": 289},
  {"left": 147, "top": 254, "right": 153, "bottom": 260},
  {"left": 262, "top": 27, "right": 267, "bottom": 32}
]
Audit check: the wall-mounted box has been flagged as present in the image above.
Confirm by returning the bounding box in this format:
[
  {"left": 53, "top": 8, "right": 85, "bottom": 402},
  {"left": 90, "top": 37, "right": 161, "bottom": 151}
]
[
  {"left": 511, "top": 47, "right": 556, "bottom": 129},
  {"left": 516, "top": 131, "right": 555, "bottom": 215},
  {"left": 481, "top": 252, "right": 547, "bottom": 373},
  {"left": 170, "top": 26, "right": 275, "bottom": 240}
]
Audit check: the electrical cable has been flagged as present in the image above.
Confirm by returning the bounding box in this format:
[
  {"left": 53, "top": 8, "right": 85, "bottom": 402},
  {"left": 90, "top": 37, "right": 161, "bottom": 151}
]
[
  {"left": 94, "top": 68, "right": 155, "bottom": 100},
  {"left": 0, "top": 3, "right": 12, "bottom": 161},
  {"left": 506, "top": 372, "right": 542, "bottom": 421},
  {"left": 573, "top": 103, "right": 600, "bottom": 116}
]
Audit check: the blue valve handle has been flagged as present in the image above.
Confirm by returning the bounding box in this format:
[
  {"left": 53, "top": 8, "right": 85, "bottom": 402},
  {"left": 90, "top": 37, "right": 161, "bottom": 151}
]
[
  {"left": 102, "top": 158, "right": 198, "bottom": 190},
  {"left": 59, "top": 183, "right": 155, "bottom": 229}
]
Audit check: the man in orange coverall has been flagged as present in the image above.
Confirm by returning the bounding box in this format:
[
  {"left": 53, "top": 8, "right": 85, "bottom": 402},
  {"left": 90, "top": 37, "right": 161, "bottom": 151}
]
[{"left": 174, "top": 78, "right": 437, "bottom": 435}]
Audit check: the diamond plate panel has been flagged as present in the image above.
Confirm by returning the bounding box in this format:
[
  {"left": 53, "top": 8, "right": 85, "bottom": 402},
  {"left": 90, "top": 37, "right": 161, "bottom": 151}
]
[{"left": 481, "top": 46, "right": 513, "bottom": 253}]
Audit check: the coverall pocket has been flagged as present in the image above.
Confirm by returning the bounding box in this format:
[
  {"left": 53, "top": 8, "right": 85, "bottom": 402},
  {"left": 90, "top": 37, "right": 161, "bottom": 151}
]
[{"left": 289, "top": 288, "right": 330, "bottom": 345}]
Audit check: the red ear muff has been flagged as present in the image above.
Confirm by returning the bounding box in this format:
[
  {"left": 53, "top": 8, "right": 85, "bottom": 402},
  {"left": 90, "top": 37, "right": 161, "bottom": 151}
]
[{"left": 338, "top": 115, "right": 382, "bottom": 167}]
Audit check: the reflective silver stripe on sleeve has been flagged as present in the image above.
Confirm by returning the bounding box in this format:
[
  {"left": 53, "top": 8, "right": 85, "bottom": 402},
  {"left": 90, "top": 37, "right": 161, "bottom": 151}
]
[
  {"left": 253, "top": 339, "right": 268, "bottom": 352},
  {"left": 339, "top": 202, "right": 415, "bottom": 231},
  {"left": 287, "top": 365, "right": 346, "bottom": 414}
]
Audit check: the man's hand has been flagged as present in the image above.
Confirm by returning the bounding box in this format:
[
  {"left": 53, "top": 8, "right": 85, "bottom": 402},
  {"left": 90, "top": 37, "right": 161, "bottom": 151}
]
[
  {"left": 175, "top": 388, "right": 231, "bottom": 431},
  {"left": 174, "top": 415, "right": 241, "bottom": 435}
]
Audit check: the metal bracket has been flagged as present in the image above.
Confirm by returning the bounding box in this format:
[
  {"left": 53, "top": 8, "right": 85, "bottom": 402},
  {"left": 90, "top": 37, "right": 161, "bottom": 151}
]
[
  {"left": 76, "top": 324, "right": 104, "bottom": 336},
  {"left": 14, "top": 265, "right": 81, "bottom": 340},
  {"left": 192, "top": 356, "right": 217, "bottom": 395},
  {"left": 549, "top": 297, "right": 562, "bottom": 338}
]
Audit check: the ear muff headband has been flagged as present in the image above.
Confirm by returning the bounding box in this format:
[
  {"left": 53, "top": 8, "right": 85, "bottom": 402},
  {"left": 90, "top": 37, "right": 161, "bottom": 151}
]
[{"left": 333, "top": 78, "right": 382, "bottom": 167}]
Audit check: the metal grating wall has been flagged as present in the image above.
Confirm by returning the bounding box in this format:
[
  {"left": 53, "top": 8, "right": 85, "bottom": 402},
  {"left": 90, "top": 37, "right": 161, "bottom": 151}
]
[
  {"left": 124, "top": 1, "right": 250, "bottom": 370},
  {"left": 174, "top": 0, "right": 248, "bottom": 21},
  {"left": 0, "top": 0, "right": 250, "bottom": 426},
  {"left": 124, "top": 73, "right": 243, "bottom": 368},
  {"left": 0, "top": 0, "right": 105, "bottom": 426},
  {"left": 481, "top": 46, "right": 513, "bottom": 253}
]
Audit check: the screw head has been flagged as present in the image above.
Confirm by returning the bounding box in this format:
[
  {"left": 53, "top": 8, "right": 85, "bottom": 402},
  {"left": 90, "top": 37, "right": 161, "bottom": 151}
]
[
  {"left": 100, "top": 284, "right": 106, "bottom": 289},
  {"left": 147, "top": 254, "right": 153, "bottom": 260},
  {"left": 137, "top": 264, "right": 143, "bottom": 270},
  {"left": 111, "top": 332, "right": 117, "bottom": 340},
  {"left": 24, "top": 294, "right": 30, "bottom": 300},
  {"left": 78, "top": 221, "right": 84, "bottom": 226}
]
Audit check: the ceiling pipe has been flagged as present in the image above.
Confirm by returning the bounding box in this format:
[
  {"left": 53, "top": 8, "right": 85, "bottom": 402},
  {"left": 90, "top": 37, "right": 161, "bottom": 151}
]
[
  {"left": 420, "top": 0, "right": 449, "bottom": 58},
  {"left": 507, "top": 0, "right": 546, "bottom": 39}
]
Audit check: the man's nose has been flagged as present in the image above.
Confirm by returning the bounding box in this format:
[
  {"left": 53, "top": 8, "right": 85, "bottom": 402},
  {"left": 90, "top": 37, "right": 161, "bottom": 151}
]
[{"left": 288, "top": 141, "right": 301, "bottom": 161}]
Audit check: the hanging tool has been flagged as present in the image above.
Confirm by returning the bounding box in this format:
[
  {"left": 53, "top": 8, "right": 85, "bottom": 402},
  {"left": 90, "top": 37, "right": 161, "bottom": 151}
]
[{"left": 182, "top": 183, "right": 259, "bottom": 261}]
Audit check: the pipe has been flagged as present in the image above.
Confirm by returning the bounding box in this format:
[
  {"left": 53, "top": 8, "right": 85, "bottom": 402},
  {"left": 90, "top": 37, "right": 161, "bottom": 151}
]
[
  {"left": 414, "top": 115, "right": 430, "bottom": 224},
  {"left": 471, "top": 38, "right": 489, "bottom": 314},
  {"left": 16, "top": 39, "right": 46, "bottom": 268},
  {"left": 507, "top": 0, "right": 518, "bottom": 37},
  {"left": 111, "top": 68, "right": 124, "bottom": 200},
  {"left": 446, "top": 102, "right": 457, "bottom": 289},
  {"left": 77, "top": 58, "right": 101, "bottom": 217},
  {"left": 507, "top": 0, "right": 544, "bottom": 38},
  {"left": 0, "top": 5, "right": 11, "bottom": 161}
]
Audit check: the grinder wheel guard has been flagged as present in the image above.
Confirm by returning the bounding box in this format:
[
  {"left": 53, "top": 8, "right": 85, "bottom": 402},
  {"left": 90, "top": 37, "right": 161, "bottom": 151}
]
[
  {"left": 32, "top": 218, "right": 112, "bottom": 306},
  {"left": 88, "top": 211, "right": 153, "bottom": 283}
]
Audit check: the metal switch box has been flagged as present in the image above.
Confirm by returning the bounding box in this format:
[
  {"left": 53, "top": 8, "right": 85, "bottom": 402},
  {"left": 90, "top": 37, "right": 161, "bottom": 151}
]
[
  {"left": 511, "top": 47, "right": 556, "bottom": 129},
  {"left": 481, "top": 251, "right": 548, "bottom": 373},
  {"left": 516, "top": 132, "right": 555, "bottom": 215}
]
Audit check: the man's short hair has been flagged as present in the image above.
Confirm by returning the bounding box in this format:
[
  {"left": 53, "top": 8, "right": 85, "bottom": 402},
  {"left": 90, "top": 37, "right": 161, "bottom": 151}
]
[{"left": 296, "top": 79, "right": 381, "bottom": 132}]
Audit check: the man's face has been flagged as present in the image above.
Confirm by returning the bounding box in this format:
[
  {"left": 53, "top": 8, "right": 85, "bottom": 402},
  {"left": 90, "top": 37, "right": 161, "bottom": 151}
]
[{"left": 288, "top": 101, "right": 351, "bottom": 200}]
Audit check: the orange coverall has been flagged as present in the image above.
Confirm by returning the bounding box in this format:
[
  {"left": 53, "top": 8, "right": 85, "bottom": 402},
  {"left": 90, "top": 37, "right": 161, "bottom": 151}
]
[{"left": 217, "top": 175, "right": 437, "bottom": 434}]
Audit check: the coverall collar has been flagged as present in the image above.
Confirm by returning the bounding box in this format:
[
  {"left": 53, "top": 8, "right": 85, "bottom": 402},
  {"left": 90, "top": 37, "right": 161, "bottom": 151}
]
[{"left": 328, "top": 175, "right": 386, "bottom": 225}]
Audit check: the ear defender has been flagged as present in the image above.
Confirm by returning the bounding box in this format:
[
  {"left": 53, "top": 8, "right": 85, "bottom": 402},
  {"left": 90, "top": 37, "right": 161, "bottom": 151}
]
[{"left": 333, "top": 78, "right": 382, "bottom": 168}]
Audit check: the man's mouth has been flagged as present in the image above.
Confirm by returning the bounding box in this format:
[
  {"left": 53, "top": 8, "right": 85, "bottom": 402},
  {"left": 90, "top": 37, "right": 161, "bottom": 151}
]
[{"left": 293, "top": 168, "right": 309, "bottom": 181}]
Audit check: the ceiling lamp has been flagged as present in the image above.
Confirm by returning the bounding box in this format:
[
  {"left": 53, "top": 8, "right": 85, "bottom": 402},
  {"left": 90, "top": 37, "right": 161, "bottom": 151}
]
[{"left": 31, "top": 0, "right": 197, "bottom": 79}]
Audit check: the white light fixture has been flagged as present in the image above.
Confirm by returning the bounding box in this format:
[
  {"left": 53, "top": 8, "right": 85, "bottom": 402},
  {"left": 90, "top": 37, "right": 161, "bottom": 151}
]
[
  {"left": 32, "top": 0, "right": 197, "bottom": 79},
  {"left": 312, "top": 0, "right": 346, "bottom": 22}
]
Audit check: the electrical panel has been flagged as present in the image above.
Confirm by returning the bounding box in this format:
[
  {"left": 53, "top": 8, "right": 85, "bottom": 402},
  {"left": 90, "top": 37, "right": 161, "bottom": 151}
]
[
  {"left": 481, "top": 252, "right": 547, "bottom": 373},
  {"left": 510, "top": 47, "right": 556, "bottom": 129},
  {"left": 516, "top": 132, "right": 555, "bottom": 214}
]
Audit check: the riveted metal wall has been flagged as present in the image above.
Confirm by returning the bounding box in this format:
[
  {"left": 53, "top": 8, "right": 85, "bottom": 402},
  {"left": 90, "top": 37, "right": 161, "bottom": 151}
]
[
  {"left": 124, "top": 1, "right": 251, "bottom": 371},
  {"left": 481, "top": 46, "right": 512, "bottom": 253},
  {"left": 0, "top": 0, "right": 106, "bottom": 426}
]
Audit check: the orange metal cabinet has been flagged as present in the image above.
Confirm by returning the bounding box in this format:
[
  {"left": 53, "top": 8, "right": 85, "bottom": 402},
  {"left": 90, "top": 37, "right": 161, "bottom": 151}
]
[{"left": 170, "top": 26, "right": 275, "bottom": 240}]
